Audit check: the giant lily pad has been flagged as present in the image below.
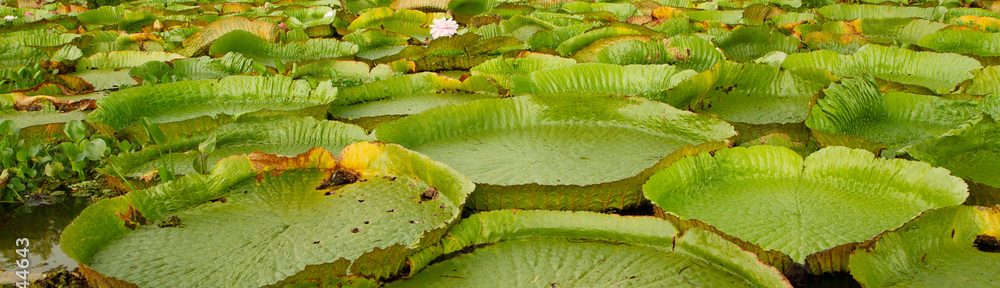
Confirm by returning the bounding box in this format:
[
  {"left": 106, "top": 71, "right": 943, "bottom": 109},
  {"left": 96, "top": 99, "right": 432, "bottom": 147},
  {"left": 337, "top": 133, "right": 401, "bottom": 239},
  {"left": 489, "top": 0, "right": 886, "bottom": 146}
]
[
  {"left": 87, "top": 75, "right": 338, "bottom": 133},
  {"left": 704, "top": 61, "right": 833, "bottom": 125},
  {"left": 782, "top": 44, "right": 982, "bottom": 93},
  {"left": 60, "top": 142, "right": 474, "bottom": 287},
  {"left": 644, "top": 146, "right": 968, "bottom": 272},
  {"left": 103, "top": 117, "right": 372, "bottom": 178},
  {"left": 917, "top": 29, "right": 1000, "bottom": 57},
  {"left": 207, "top": 30, "right": 358, "bottom": 65},
  {"left": 330, "top": 73, "right": 497, "bottom": 130},
  {"left": 376, "top": 95, "right": 735, "bottom": 211},
  {"left": 806, "top": 77, "right": 982, "bottom": 152},
  {"left": 908, "top": 115, "right": 1000, "bottom": 189},
  {"left": 388, "top": 210, "right": 792, "bottom": 288},
  {"left": 850, "top": 205, "right": 1000, "bottom": 286},
  {"left": 509, "top": 63, "right": 698, "bottom": 102}
]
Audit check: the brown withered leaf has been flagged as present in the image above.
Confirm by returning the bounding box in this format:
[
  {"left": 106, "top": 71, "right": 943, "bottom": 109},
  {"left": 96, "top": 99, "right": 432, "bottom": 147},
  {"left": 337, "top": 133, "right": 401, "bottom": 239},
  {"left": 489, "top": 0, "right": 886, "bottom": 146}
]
[
  {"left": 11, "top": 93, "right": 97, "bottom": 112},
  {"left": 116, "top": 205, "right": 148, "bottom": 230},
  {"left": 248, "top": 147, "right": 338, "bottom": 176}
]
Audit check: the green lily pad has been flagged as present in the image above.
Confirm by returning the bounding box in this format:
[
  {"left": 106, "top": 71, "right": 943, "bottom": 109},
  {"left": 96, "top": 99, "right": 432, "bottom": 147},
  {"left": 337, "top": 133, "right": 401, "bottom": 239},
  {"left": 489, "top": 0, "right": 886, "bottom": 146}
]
[
  {"left": 782, "top": 44, "right": 982, "bottom": 94},
  {"left": 644, "top": 146, "right": 968, "bottom": 271},
  {"left": 330, "top": 73, "right": 496, "bottom": 129},
  {"left": 704, "top": 61, "right": 833, "bottom": 125},
  {"left": 850, "top": 205, "right": 1000, "bottom": 287},
  {"left": 806, "top": 77, "right": 982, "bottom": 152},
  {"left": 87, "top": 75, "right": 338, "bottom": 133},
  {"left": 388, "top": 210, "right": 792, "bottom": 288},
  {"left": 103, "top": 117, "right": 372, "bottom": 178},
  {"left": 60, "top": 142, "right": 474, "bottom": 287},
  {"left": 908, "top": 116, "right": 1000, "bottom": 189},
  {"left": 376, "top": 95, "right": 735, "bottom": 211}
]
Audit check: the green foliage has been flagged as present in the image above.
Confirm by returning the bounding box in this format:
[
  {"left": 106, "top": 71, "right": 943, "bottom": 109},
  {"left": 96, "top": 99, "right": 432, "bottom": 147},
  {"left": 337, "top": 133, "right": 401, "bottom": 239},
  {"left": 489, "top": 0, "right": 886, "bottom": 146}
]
[{"left": 0, "top": 119, "right": 121, "bottom": 202}]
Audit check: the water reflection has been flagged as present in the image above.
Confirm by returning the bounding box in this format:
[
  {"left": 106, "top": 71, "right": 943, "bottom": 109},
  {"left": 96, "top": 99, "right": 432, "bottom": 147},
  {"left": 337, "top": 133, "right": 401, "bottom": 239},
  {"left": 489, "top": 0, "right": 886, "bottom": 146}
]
[{"left": 0, "top": 197, "right": 90, "bottom": 284}]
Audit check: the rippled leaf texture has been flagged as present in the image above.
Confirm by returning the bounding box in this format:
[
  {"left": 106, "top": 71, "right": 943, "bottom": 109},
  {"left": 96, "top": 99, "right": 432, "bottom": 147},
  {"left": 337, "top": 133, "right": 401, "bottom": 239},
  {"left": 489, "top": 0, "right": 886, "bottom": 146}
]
[
  {"left": 908, "top": 115, "right": 1000, "bottom": 188},
  {"left": 782, "top": 44, "right": 981, "bottom": 93},
  {"left": 644, "top": 145, "right": 968, "bottom": 262},
  {"left": 850, "top": 205, "right": 1000, "bottom": 287},
  {"left": 208, "top": 30, "right": 358, "bottom": 64},
  {"left": 918, "top": 29, "right": 1000, "bottom": 57},
  {"left": 60, "top": 143, "right": 474, "bottom": 287},
  {"left": 104, "top": 117, "right": 372, "bottom": 178},
  {"left": 510, "top": 63, "right": 696, "bottom": 100},
  {"left": 376, "top": 95, "right": 734, "bottom": 210},
  {"left": 87, "top": 75, "right": 338, "bottom": 130},
  {"left": 390, "top": 210, "right": 791, "bottom": 288},
  {"left": 807, "top": 77, "right": 982, "bottom": 152}
]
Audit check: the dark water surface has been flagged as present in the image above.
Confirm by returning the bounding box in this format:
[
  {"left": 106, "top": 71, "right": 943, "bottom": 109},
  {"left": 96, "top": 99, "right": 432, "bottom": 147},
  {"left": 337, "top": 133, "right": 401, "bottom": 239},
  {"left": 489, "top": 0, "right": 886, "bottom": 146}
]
[{"left": 0, "top": 197, "right": 89, "bottom": 284}]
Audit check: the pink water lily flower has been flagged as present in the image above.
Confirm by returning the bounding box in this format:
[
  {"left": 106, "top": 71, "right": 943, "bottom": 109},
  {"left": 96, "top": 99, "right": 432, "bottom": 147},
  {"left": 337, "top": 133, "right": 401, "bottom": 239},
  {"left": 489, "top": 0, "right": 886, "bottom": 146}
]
[{"left": 430, "top": 17, "right": 459, "bottom": 39}]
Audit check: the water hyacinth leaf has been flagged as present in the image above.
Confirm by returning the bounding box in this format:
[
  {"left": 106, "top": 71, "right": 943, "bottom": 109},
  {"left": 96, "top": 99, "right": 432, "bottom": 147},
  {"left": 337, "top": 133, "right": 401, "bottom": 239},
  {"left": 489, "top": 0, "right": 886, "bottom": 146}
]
[
  {"left": 103, "top": 117, "right": 372, "bottom": 178},
  {"left": 806, "top": 77, "right": 982, "bottom": 152},
  {"left": 376, "top": 95, "right": 735, "bottom": 211},
  {"left": 644, "top": 146, "right": 968, "bottom": 266},
  {"left": 60, "top": 143, "right": 474, "bottom": 287},
  {"left": 0, "top": 110, "right": 88, "bottom": 137},
  {"left": 87, "top": 76, "right": 338, "bottom": 131},
  {"left": 782, "top": 44, "right": 982, "bottom": 93},
  {"left": 389, "top": 210, "right": 791, "bottom": 287},
  {"left": 850, "top": 205, "right": 1000, "bottom": 287}
]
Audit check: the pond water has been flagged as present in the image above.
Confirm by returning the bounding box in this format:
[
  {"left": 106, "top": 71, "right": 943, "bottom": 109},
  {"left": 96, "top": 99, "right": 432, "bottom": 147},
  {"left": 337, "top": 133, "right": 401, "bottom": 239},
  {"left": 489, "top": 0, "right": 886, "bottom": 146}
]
[{"left": 0, "top": 197, "right": 89, "bottom": 284}]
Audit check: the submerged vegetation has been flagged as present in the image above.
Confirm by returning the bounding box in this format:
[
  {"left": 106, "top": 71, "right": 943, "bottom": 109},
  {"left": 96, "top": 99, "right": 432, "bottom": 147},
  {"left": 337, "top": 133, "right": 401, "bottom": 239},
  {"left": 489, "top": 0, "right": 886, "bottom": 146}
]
[{"left": 1, "top": 0, "right": 999, "bottom": 286}]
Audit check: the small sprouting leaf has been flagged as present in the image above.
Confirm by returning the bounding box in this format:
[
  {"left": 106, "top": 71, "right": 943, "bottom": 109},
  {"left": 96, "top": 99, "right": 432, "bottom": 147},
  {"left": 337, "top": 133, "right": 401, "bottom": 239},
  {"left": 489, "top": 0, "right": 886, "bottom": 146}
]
[
  {"left": 198, "top": 136, "right": 216, "bottom": 155},
  {"left": 192, "top": 154, "right": 208, "bottom": 175}
]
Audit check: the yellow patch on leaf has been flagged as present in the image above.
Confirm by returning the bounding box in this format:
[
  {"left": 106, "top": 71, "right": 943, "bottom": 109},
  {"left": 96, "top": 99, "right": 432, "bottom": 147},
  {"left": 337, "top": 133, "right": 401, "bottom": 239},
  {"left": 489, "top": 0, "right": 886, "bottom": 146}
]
[
  {"left": 652, "top": 6, "right": 687, "bottom": 20},
  {"left": 248, "top": 147, "right": 338, "bottom": 174},
  {"left": 953, "top": 15, "right": 1000, "bottom": 32}
]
